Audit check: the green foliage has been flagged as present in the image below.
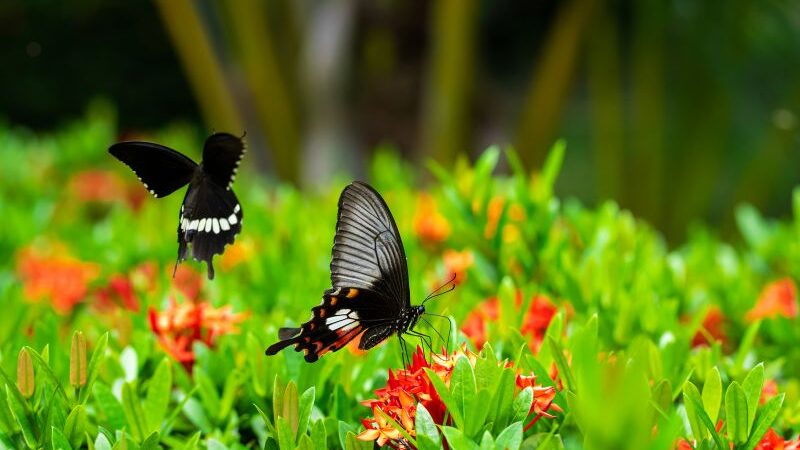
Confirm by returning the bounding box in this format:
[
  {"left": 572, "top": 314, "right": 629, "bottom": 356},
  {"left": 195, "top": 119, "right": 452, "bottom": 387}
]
[{"left": 1, "top": 116, "right": 800, "bottom": 449}]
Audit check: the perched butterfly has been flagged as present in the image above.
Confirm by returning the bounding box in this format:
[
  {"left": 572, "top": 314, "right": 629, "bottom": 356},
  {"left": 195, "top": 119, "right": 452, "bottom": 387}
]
[
  {"left": 109, "top": 132, "right": 245, "bottom": 280},
  {"left": 266, "top": 181, "right": 450, "bottom": 363}
]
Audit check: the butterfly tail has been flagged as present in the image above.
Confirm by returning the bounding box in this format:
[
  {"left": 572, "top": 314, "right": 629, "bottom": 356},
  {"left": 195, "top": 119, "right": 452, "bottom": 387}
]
[{"left": 264, "top": 328, "right": 302, "bottom": 356}]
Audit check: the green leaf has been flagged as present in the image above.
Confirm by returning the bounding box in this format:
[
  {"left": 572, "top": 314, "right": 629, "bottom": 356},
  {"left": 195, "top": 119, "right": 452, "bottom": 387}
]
[
  {"left": 217, "top": 370, "right": 242, "bottom": 422},
  {"left": 733, "top": 322, "right": 761, "bottom": 376},
  {"left": 512, "top": 387, "right": 533, "bottom": 424},
  {"left": 310, "top": 419, "right": 327, "bottom": 450},
  {"left": 94, "top": 432, "right": 112, "bottom": 450},
  {"left": 283, "top": 381, "right": 299, "bottom": 437},
  {"left": 193, "top": 369, "right": 220, "bottom": 419},
  {"left": 51, "top": 427, "right": 73, "bottom": 450},
  {"left": 490, "top": 369, "right": 516, "bottom": 432},
  {"left": 682, "top": 382, "right": 705, "bottom": 439},
  {"left": 144, "top": 358, "right": 172, "bottom": 434},
  {"left": 64, "top": 405, "right": 87, "bottom": 449},
  {"left": 180, "top": 431, "right": 200, "bottom": 450},
  {"left": 93, "top": 383, "right": 126, "bottom": 431},
  {"left": 685, "top": 383, "right": 727, "bottom": 450},
  {"left": 725, "top": 381, "right": 749, "bottom": 444},
  {"left": 743, "top": 393, "right": 785, "bottom": 450},
  {"left": 255, "top": 404, "right": 276, "bottom": 436},
  {"left": 121, "top": 382, "right": 146, "bottom": 442},
  {"left": 4, "top": 384, "right": 36, "bottom": 449},
  {"left": 22, "top": 346, "right": 69, "bottom": 404},
  {"left": 139, "top": 432, "right": 159, "bottom": 450},
  {"left": 343, "top": 431, "right": 369, "bottom": 450},
  {"left": 206, "top": 438, "right": 228, "bottom": 450},
  {"left": 742, "top": 363, "right": 765, "bottom": 431},
  {"left": 296, "top": 387, "right": 315, "bottom": 442},
  {"left": 442, "top": 427, "right": 479, "bottom": 450},
  {"left": 451, "top": 355, "right": 477, "bottom": 426},
  {"left": 424, "top": 368, "right": 464, "bottom": 428},
  {"left": 296, "top": 434, "right": 314, "bottom": 450},
  {"left": 479, "top": 431, "right": 494, "bottom": 450},
  {"left": 415, "top": 403, "right": 440, "bottom": 450},
  {"left": 494, "top": 422, "right": 523, "bottom": 450},
  {"left": 547, "top": 337, "right": 574, "bottom": 392},
  {"left": 702, "top": 367, "right": 722, "bottom": 423},
  {"left": 465, "top": 389, "right": 491, "bottom": 438},
  {"left": 276, "top": 416, "right": 295, "bottom": 450}
]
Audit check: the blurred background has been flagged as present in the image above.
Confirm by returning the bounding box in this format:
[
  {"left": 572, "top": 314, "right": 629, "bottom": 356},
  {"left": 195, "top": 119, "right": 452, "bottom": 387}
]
[{"left": 1, "top": 0, "right": 799, "bottom": 241}]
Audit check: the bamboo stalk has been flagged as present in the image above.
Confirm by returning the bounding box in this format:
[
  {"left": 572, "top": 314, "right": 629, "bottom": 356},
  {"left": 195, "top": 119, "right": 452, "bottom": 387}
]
[
  {"left": 421, "top": 0, "right": 478, "bottom": 166},
  {"left": 154, "top": 0, "right": 243, "bottom": 133},
  {"left": 223, "top": 0, "right": 301, "bottom": 184},
  {"left": 515, "top": 0, "right": 596, "bottom": 169}
]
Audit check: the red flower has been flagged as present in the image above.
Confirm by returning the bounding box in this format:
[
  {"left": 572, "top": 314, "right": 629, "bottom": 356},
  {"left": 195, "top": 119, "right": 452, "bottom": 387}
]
[
  {"left": 461, "top": 297, "right": 499, "bottom": 349},
  {"left": 95, "top": 273, "right": 140, "bottom": 312},
  {"left": 68, "top": 169, "right": 146, "bottom": 210},
  {"left": 442, "top": 249, "right": 474, "bottom": 286},
  {"left": 747, "top": 278, "right": 798, "bottom": 322},
  {"left": 357, "top": 346, "right": 559, "bottom": 448},
  {"left": 677, "top": 427, "right": 800, "bottom": 449},
  {"left": 520, "top": 295, "right": 559, "bottom": 353},
  {"left": 414, "top": 193, "right": 450, "bottom": 247},
  {"left": 148, "top": 298, "right": 247, "bottom": 371},
  {"left": 16, "top": 245, "right": 100, "bottom": 314},
  {"left": 171, "top": 265, "right": 204, "bottom": 301},
  {"left": 690, "top": 307, "right": 728, "bottom": 348}
]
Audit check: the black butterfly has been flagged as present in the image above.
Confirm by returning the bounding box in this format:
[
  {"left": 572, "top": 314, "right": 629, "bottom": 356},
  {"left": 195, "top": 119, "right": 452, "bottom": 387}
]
[
  {"left": 109, "top": 132, "right": 245, "bottom": 280},
  {"left": 266, "top": 181, "right": 449, "bottom": 363}
]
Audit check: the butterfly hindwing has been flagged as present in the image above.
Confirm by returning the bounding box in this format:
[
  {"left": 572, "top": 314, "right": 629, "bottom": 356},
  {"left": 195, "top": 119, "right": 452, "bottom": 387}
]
[
  {"left": 109, "top": 141, "right": 198, "bottom": 197},
  {"left": 177, "top": 179, "right": 243, "bottom": 279},
  {"left": 331, "top": 182, "right": 410, "bottom": 308},
  {"left": 265, "top": 287, "right": 399, "bottom": 362},
  {"left": 201, "top": 133, "right": 246, "bottom": 189}
]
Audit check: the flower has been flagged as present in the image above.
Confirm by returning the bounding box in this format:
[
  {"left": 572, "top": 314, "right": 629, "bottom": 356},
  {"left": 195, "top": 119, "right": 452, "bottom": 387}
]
[
  {"left": 16, "top": 245, "right": 100, "bottom": 314},
  {"left": 761, "top": 379, "right": 778, "bottom": 405},
  {"left": 690, "top": 306, "right": 728, "bottom": 348},
  {"left": 746, "top": 278, "right": 798, "bottom": 322},
  {"left": 520, "top": 295, "right": 559, "bottom": 353},
  {"left": 171, "top": 265, "right": 204, "bottom": 301},
  {"left": 68, "top": 169, "right": 146, "bottom": 210},
  {"left": 148, "top": 298, "right": 247, "bottom": 371},
  {"left": 413, "top": 193, "right": 450, "bottom": 246},
  {"left": 676, "top": 426, "right": 800, "bottom": 449},
  {"left": 461, "top": 297, "right": 499, "bottom": 349},
  {"left": 220, "top": 238, "right": 256, "bottom": 272},
  {"left": 94, "top": 273, "right": 140, "bottom": 312},
  {"left": 357, "top": 346, "right": 559, "bottom": 448},
  {"left": 442, "top": 249, "right": 474, "bottom": 286}
]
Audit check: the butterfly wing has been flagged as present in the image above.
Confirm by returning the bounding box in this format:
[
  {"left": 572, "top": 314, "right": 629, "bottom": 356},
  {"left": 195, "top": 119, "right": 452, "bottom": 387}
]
[
  {"left": 201, "top": 133, "right": 246, "bottom": 189},
  {"left": 265, "top": 287, "right": 397, "bottom": 362},
  {"left": 331, "top": 181, "right": 410, "bottom": 308},
  {"left": 176, "top": 178, "right": 243, "bottom": 279},
  {"left": 109, "top": 141, "right": 198, "bottom": 197}
]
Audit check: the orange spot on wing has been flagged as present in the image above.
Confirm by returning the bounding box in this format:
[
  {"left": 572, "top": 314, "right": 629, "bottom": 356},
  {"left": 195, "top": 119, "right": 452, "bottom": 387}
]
[
  {"left": 346, "top": 289, "right": 359, "bottom": 299},
  {"left": 329, "top": 296, "right": 338, "bottom": 306}
]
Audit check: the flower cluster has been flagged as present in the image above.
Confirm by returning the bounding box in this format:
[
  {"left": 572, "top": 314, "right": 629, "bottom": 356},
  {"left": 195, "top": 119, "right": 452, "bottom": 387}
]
[
  {"left": 148, "top": 298, "right": 247, "bottom": 371},
  {"left": 16, "top": 245, "right": 100, "bottom": 314},
  {"left": 68, "top": 169, "right": 146, "bottom": 210},
  {"left": 357, "top": 346, "right": 560, "bottom": 448},
  {"left": 413, "top": 193, "right": 450, "bottom": 246},
  {"left": 677, "top": 427, "right": 800, "bottom": 450}
]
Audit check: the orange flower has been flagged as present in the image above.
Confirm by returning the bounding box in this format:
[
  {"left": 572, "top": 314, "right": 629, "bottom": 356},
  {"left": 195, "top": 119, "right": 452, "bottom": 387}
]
[
  {"left": 690, "top": 307, "right": 728, "bottom": 348},
  {"left": 171, "top": 265, "right": 204, "bottom": 301},
  {"left": 761, "top": 379, "right": 778, "bottom": 405},
  {"left": 68, "top": 169, "right": 146, "bottom": 210},
  {"left": 16, "top": 245, "right": 100, "bottom": 314},
  {"left": 220, "top": 238, "right": 256, "bottom": 272},
  {"left": 442, "top": 249, "right": 474, "bottom": 286},
  {"left": 413, "top": 193, "right": 450, "bottom": 246},
  {"left": 130, "top": 261, "right": 159, "bottom": 294},
  {"left": 94, "top": 273, "right": 140, "bottom": 312},
  {"left": 520, "top": 295, "right": 559, "bottom": 353},
  {"left": 148, "top": 298, "right": 247, "bottom": 371},
  {"left": 357, "top": 346, "right": 559, "bottom": 448},
  {"left": 747, "top": 278, "right": 798, "bottom": 322}
]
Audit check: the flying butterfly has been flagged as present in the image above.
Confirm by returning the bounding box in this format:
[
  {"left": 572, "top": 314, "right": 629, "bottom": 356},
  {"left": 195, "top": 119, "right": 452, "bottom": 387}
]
[
  {"left": 109, "top": 132, "right": 245, "bottom": 280},
  {"left": 266, "top": 181, "right": 452, "bottom": 363}
]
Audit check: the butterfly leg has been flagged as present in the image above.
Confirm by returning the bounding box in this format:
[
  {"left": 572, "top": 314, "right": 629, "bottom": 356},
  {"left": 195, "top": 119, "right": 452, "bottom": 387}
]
[
  {"left": 398, "top": 335, "right": 410, "bottom": 369},
  {"left": 405, "top": 329, "right": 434, "bottom": 362}
]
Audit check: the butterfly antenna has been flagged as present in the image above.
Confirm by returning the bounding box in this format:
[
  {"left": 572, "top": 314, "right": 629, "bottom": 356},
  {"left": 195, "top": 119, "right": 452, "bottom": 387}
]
[
  {"left": 423, "top": 272, "right": 458, "bottom": 305},
  {"left": 422, "top": 313, "right": 453, "bottom": 357}
]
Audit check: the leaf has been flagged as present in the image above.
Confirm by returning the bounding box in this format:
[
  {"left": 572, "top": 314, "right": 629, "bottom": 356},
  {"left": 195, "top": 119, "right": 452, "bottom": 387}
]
[
  {"left": 310, "top": 419, "right": 327, "bottom": 450},
  {"left": 121, "top": 382, "right": 146, "bottom": 442},
  {"left": 702, "top": 367, "right": 722, "bottom": 423},
  {"left": 466, "top": 389, "right": 491, "bottom": 438},
  {"left": 547, "top": 337, "right": 574, "bottom": 392},
  {"left": 296, "top": 434, "right": 314, "bottom": 450},
  {"left": 4, "top": 384, "right": 36, "bottom": 449},
  {"left": 139, "top": 432, "right": 159, "bottom": 450},
  {"left": 206, "top": 438, "right": 228, "bottom": 450},
  {"left": 725, "top": 381, "right": 748, "bottom": 444},
  {"left": 685, "top": 383, "right": 727, "bottom": 450},
  {"left": 70, "top": 331, "right": 87, "bottom": 388},
  {"left": 743, "top": 394, "right": 784, "bottom": 450},
  {"left": 512, "top": 387, "right": 533, "bottom": 424},
  {"left": 93, "top": 383, "right": 126, "bottom": 431},
  {"left": 23, "top": 347, "right": 69, "bottom": 403},
  {"left": 296, "top": 387, "right": 315, "bottom": 442},
  {"left": 742, "top": 363, "right": 765, "bottom": 431},
  {"left": 451, "top": 356, "right": 477, "bottom": 432},
  {"left": 180, "top": 431, "right": 200, "bottom": 450},
  {"left": 144, "top": 358, "right": 172, "bottom": 433},
  {"left": 415, "top": 403, "right": 440, "bottom": 450},
  {"left": 51, "top": 427, "right": 73, "bottom": 450},
  {"left": 254, "top": 404, "right": 276, "bottom": 436},
  {"left": 94, "top": 432, "right": 112, "bottom": 450},
  {"left": 80, "top": 332, "right": 109, "bottom": 404},
  {"left": 495, "top": 422, "right": 523, "bottom": 450},
  {"left": 217, "top": 370, "right": 242, "bottom": 423},
  {"left": 442, "top": 427, "right": 479, "bottom": 450},
  {"left": 682, "top": 382, "right": 705, "bottom": 440},
  {"left": 276, "top": 416, "right": 295, "bottom": 450},
  {"left": 16, "top": 349, "right": 34, "bottom": 399},
  {"left": 193, "top": 368, "right": 220, "bottom": 419},
  {"left": 425, "top": 368, "right": 464, "bottom": 428},
  {"left": 480, "top": 431, "right": 495, "bottom": 450},
  {"left": 64, "top": 405, "right": 88, "bottom": 449},
  {"left": 343, "top": 431, "right": 369, "bottom": 450},
  {"left": 490, "top": 368, "right": 516, "bottom": 432}
]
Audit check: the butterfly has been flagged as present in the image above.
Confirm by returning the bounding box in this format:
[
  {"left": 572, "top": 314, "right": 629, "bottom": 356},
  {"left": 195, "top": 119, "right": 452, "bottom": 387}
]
[
  {"left": 109, "top": 132, "right": 245, "bottom": 280},
  {"left": 266, "top": 181, "right": 450, "bottom": 363}
]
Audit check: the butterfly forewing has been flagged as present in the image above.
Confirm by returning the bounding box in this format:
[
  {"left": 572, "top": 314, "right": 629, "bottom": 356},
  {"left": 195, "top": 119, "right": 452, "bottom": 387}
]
[
  {"left": 201, "top": 133, "right": 246, "bottom": 189},
  {"left": 177, "top": 179, "right": 243, "bottom": 279},
  {"left": 109, "top": 142, "right": 197, "bottom": 197},
  {"left": 331, "top": 182, "right": 410, "bottom": 308}
]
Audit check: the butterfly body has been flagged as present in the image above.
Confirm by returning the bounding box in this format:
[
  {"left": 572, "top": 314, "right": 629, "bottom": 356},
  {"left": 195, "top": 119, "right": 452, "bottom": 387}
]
[
  {"left": 266, "top": 181, "right": 425, "bottom": 362},
  {"left": 109, "top": 133, "right": 245, "bottom": 279}
]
